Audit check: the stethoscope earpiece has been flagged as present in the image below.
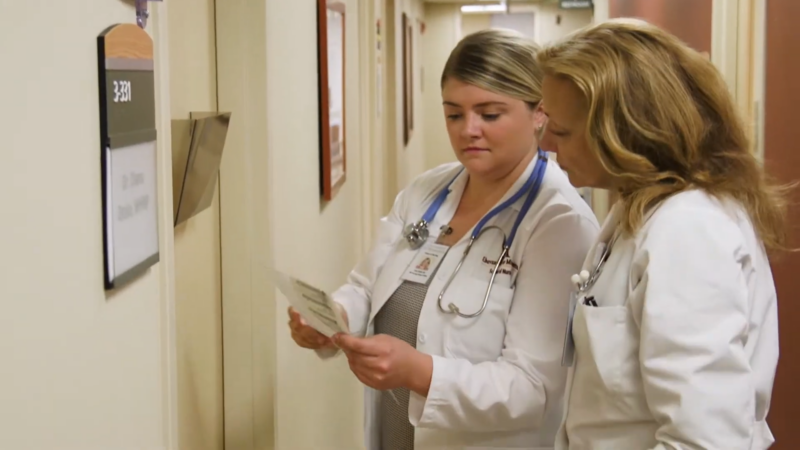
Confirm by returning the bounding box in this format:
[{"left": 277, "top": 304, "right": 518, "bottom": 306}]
[{"left": 572, "top": 231, "right": 621, "bottom": 294}]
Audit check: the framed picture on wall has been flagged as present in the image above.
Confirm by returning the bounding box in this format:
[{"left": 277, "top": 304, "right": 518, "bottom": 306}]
[
  {"left": 317, "top": 0, "right": 347, "bottom": 201},
  {"left": 402, "top": 13, "right": 414, "bottom": 147}
]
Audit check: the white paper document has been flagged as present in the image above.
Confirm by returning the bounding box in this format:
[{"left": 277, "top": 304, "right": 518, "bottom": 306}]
[{"left": 273, "top": 270, "right": 349, "bottom": 337}]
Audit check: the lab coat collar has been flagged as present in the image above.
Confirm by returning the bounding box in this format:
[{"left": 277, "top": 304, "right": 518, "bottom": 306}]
[
  {"left": 600, "top": 194, "right": 666, "bottom": 244},
  {"left": 446, "top": 153, "right": 540, "bottom": 213},
  {"left": 598, "top": 200, "right": 622, "bottom": 244},
  {"left": 582, "top": 199, "right": 624, "bottom": 271}
]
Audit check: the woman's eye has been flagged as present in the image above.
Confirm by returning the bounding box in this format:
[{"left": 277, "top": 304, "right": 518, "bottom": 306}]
[
  {"left": 446, "top": 114, "right": 462, "bottom": 120},
  {"left": 482, "top": 114, "right": 500, "bottom": 121}
]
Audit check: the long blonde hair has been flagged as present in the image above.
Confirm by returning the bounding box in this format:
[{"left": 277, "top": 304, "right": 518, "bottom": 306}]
[
  {"left": 538, "top": 19, "right": 792, "bottom": 251},
  {"left": 441, "top": 28, "right": 543, "bottom": 107}
]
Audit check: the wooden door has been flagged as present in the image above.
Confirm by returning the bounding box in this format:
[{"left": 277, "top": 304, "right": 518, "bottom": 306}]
[
  {"left": 608, "top": 0, "right": 713, "bottom": 54},
  {"left": 763, "top": 1, "right": 800, "bottom": 447}
]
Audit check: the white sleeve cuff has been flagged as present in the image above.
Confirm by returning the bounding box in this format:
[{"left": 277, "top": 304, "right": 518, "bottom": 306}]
[{"left": 408, "top": 354, "right": 450, "bottom": 427}]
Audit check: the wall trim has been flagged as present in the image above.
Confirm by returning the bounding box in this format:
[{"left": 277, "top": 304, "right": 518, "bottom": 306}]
[
  {"left": 359, "top": 0, "right": 378, "bottom": 253},
  {"left": 150, "top": 3, "right": 180, "bottom": 449},
  {"left": 751, "top": 0, "right": 767, "bottom": 162},
  {"left": 712, "top": 0, "right": 740, "bottom": 93}
]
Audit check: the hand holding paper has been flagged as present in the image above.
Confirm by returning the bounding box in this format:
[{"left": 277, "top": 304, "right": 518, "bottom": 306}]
[
  {"left": 334, "top": 333, "right": 433, "bottom": 397},
  {"left": 273, "top": 269, "right": 350, "bottom": 338},
  {"left": 287, "top": 306, "right": 335, "bottom": 350}
]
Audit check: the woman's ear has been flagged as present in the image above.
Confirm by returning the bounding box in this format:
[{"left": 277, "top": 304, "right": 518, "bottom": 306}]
[
  {"left": 533, "top": 103, "right": 547, "bottom": 137},
  {"left": 533, "top": 103, "right": 547, "bottom": 129}
]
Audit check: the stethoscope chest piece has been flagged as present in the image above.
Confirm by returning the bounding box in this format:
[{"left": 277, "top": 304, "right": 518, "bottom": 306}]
[{"left": 404, "top": 221, "right": 430, "bottom": 250}]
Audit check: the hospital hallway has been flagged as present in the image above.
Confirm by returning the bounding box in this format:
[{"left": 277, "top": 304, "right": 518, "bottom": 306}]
[{"left": 2, "top": 0, "right": 800, "bottom": 449}]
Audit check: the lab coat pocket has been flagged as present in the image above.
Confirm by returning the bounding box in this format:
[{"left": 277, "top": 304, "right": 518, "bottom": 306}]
[
  {"left": 576, "top": 303, "right": 640, "bottom": 399},
  {"left": 443, "top": 278, "right": 514, "bottom": 364}
]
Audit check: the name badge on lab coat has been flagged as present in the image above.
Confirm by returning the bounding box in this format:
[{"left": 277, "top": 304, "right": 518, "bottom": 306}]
[{"left": 402, "top": 241, "right": 449, "bottom": 285}]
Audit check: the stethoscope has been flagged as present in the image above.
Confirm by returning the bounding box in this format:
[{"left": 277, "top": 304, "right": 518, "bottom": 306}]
[
  {"left": 403, "top": 149, "right": 548, "bottom": 318},
  {"left": 570, "top": 228, "right": 621, "bottom": 295}
]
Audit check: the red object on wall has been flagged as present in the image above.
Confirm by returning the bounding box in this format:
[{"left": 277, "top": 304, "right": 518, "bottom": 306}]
[{"left": 609, "top": 0, "right": 712, "bottom": 54}]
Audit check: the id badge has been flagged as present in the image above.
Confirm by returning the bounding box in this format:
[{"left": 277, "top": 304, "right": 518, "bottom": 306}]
[
  {"left": 561, "top": 290, "right": 579, "bottom": 367},
  {"left": 401, "top": 241, "right": 449, "bottom": 285}
]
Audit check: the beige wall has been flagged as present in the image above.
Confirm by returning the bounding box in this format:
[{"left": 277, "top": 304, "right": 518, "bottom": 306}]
[
  {"left": 423, "top": 3, "right": 461, "bottom": 171},
  {"left": 530, "top": 3, "right": 594, "bottom": 45},
  {"left": 216, "top": 0, "right": 372, "bottom": 448},
  {"left": 0, "top": 1, "right": 177, "bottom": 449},
  {"left": 393, "top": 0, "right": 429, "bottom": 191},
  {"left": 214, "top": 0, "right": 273, "bottom": 447},
  {"left": 461, "top": 13, "right": 492, "bottom": 38},
  {"left": 167, "top": 0, "right": 224, "bottom": 448},
  {"left": 267, "top": 0, "right": 367, "bottom": 448}
]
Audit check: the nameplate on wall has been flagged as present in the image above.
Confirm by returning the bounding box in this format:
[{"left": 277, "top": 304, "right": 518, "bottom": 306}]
[
  {"left": 97, "top": 23, "right": 160, "bottom": 291},
  {"left": 559, "top": 0, "right": 593, "bottom": 9}
]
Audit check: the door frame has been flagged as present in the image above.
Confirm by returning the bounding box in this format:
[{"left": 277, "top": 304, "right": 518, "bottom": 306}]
[
  {"left": 151, "top": 3, "right": 181, "bottom": 449},
  {"left": 358, "top": 0, "right": 384, "bottom": 251},
  {"left": 750, "top": 0, "right": 767, "bottom": 162},
  {"left": 711, "top": 0, "right": 741, "bottom": 94}
]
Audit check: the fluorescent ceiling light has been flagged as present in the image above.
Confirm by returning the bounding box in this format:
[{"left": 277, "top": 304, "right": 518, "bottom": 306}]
[{"left": 461, "top": 3, "right": 506, "bottom": 13}]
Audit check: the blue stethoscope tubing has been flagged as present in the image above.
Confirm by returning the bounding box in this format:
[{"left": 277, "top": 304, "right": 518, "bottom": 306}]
[{"left": 404, "top": 149, "right": 549, "bottom": 318}]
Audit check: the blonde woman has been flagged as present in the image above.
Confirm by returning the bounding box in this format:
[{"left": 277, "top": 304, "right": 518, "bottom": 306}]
[
  {"left": 537, "top": 19, "right": 787, "bottom": 449},
  {"left": 287, "top": 29, "right": 599, "bottom": 449}
]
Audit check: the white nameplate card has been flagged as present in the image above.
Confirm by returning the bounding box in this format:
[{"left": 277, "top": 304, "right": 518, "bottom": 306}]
[{"left": 402, "top": 242, "right": 449, "bottom": 285}]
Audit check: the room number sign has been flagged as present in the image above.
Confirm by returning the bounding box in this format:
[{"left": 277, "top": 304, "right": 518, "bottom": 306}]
[{"left": 97, "top": 23, "right": 160, "bottom": 291}]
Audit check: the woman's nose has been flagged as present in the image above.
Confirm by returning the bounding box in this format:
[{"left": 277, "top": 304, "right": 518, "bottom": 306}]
[{"left": 461, "top": 113, "right": 482, "bottom": 138}]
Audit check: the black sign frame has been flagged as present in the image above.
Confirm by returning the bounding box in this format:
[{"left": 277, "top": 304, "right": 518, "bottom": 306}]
[{"left": 97, "top": 23, "right": 160, "bottom": 291}]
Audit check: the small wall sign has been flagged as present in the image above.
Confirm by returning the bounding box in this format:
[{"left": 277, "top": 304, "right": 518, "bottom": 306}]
[
  {"left": 559, "top": 0, "right": 593, "bottom": 9},
  {"left": 97, "top": 23, "right": 160, "bottom": 290}
]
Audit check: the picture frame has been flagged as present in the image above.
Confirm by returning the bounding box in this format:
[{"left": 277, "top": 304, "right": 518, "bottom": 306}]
[
  {"left": 402, "top": 13, "right": 414, "bottom": 147},
  {"left": 317, "top": 0, "right": 347, "bottom": 201}
]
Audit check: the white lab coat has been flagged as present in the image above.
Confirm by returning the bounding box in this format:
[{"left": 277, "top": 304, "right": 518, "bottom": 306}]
[
  {"left": 321, "top": 155, "right": 599, "bottom": 450},
  {"left": 555, "top": 190, "right": 779, "bottom": 450}
]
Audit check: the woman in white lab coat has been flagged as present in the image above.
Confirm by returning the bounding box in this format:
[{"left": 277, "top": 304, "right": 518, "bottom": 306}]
[
  {"left": 287, "top": 29, "right": 599, "bottom": 449},
  {"left": 536, "top": 19, "right": 789, "bottom": 450}
]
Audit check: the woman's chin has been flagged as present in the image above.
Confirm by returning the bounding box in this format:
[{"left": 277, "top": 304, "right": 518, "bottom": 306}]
[{"left": 458, "top": 153, "right": 496, "bottom": 174}]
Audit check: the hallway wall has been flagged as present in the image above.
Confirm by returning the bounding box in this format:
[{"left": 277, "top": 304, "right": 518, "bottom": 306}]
[
  {"left": 0, "top": 2, "right": 176, "bottom": 449},
  {"left": 529, "top": 3, "right": 593, "bottom": 46},
  {"left": 422, "top": 3, "right": 461, "bottom": 171},
  {"left": 215, "top": 0, "right": 372, "bottom": 448},
  {"left": 167, "top": 0, "right": 224, "bottom": 448},
  {"left": 267, "top": 1, "right": 367, "bottom": 448},
  {"left": 393, "top": 0, "right": 429, "bottom": 191}
]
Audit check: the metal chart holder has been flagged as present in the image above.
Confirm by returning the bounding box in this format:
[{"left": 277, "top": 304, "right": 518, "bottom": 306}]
[{"left": 171, "top": 112, "right": 232, "bottom": 227}]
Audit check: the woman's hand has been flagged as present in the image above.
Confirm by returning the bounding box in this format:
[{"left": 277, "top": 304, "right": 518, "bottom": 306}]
[
  {"left": 287, "top": 307, "right": 335, "bottom": 350},
  {"left": 333, "top": 333, "right": 433, "bottom": 396}
]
